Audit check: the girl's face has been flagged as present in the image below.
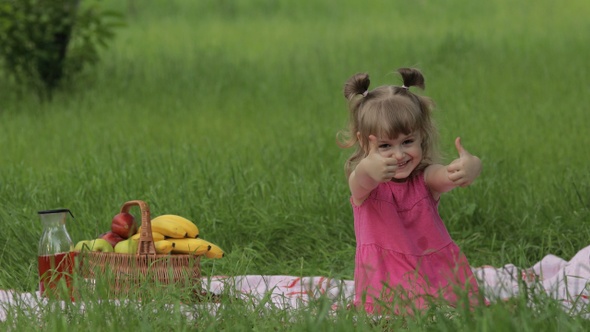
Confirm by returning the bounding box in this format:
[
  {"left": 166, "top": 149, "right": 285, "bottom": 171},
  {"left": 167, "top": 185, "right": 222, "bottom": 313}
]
[{"left": 373, "top": 131, "right": 423, "bottom": 179}]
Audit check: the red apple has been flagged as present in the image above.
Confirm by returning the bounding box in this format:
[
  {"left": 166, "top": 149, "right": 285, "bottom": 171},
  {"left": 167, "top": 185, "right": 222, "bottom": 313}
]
[
  {"left": 111, "top": 212, "right": 138, "bottom": 239},
  {"left": 99, "top": 231, "right": 125, "bottom": 247}
]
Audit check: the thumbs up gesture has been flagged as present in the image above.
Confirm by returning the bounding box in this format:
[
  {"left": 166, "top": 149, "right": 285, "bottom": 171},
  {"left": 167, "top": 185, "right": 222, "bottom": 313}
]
[
  {"left": 362, "top": 135, "right": 398, "bottom": 183},
  {"left": 446, "top": 137, "right": 482, "bottom": 187}
]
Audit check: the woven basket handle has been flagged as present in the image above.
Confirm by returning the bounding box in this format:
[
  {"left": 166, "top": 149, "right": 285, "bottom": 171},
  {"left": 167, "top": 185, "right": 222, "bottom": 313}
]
[{"left": 120, "top": 200, "right": 156, "bottom": 256}]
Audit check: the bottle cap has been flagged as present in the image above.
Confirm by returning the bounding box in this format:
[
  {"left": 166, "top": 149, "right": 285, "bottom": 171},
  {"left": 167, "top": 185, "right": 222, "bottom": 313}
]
[{"left": 38, "top": 209, "right": 75, "bottom": 218}]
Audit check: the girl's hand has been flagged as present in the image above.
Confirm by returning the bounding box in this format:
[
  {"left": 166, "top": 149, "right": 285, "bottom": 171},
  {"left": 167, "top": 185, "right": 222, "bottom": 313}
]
[
  {"left": 348, "top": 135, "right": 398, "bottom": 205},
  {"left": 362, "top": 135, "right": 398, "bottom": 183},
  {"left": 447, "top": 137, "right": 482, "bottom": 187}
]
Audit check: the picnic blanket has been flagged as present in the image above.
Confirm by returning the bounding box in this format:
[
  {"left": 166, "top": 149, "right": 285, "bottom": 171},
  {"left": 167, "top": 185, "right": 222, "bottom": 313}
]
[{"left": 2, "top": 244, "right": 590, "bottom": 321}]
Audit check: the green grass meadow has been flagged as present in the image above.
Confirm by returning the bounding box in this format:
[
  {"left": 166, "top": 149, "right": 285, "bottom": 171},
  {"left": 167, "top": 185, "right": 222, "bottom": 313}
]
[{"left": 1, "top": 0, "right": 590, "bottom": 330}]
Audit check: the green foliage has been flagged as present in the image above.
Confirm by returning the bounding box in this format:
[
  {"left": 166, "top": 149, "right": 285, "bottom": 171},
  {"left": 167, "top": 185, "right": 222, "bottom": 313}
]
[{"left": 0, "top": 0, "right": 124, "bottom": 100}]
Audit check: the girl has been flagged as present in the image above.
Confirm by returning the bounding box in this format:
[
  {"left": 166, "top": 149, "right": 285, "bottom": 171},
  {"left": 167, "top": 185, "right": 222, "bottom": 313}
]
[{"left": 338, "top": 68, "right": 483, "bottom": 314}]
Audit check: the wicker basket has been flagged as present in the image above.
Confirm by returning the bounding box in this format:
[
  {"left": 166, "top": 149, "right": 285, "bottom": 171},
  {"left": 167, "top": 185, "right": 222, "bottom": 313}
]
[{"left": 77, "top": 200, "right": 201, "bottom": 299}]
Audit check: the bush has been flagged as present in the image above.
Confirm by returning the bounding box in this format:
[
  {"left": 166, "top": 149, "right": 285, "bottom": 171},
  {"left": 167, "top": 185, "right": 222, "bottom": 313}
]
[{"left": 0, "top": 0, "right": 124, "bottom": 100}]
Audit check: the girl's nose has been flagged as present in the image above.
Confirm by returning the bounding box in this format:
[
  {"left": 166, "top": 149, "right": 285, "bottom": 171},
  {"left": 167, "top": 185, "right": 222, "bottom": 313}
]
[{"left": 392, "top": 147, "right": 404, "bottom": 160}]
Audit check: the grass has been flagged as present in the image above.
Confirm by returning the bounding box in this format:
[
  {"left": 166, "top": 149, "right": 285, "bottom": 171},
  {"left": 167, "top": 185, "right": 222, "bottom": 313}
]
[{"left": 1, "top": 0, "right": 590, "bottom": 330}]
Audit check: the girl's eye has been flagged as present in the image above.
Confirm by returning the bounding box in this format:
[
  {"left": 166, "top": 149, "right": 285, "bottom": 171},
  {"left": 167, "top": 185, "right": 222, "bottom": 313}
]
[
  {"left": 403, "top": 139, "right": 414, "bottom": 145},
  {"left": 379, "top": 144, "right": 390, "bottom": 149}
]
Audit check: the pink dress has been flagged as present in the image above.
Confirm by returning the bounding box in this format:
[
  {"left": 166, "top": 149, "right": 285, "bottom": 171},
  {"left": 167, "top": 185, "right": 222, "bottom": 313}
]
[{"left": 352, "top": 171, "right": 480, "bottom": 313}]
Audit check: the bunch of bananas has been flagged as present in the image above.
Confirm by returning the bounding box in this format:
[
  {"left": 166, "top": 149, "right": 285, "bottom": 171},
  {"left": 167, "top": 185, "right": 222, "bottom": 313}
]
[{"left": 132, "top": 214, "right": 224, "bottom": 259}]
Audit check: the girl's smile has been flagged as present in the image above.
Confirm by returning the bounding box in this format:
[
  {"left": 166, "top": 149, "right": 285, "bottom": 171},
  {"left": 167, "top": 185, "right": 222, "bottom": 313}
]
[{"left": 396, "top": 160, "right": 410, "bottom": 168}]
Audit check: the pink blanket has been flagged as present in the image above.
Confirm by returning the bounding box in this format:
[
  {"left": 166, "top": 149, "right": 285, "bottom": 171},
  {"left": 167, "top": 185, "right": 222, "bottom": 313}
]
[{"left": 3, "top": 244, "right": 590, "bottom": 321}]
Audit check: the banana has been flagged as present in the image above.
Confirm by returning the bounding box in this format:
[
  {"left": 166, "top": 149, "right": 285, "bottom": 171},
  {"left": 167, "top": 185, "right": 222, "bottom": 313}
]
[
  {"left": 205, "top": 242, "right": 225, "bottom": 259},
  {"left": 154, "top": 240, "right": 174, "bottom": 254},
  {"left": 151, "top": 214, "right": 199, "bottom": 238},
  {"left": 149, "top": 218, "right": 186, "bottom": 239},
  {"left": 130, "top": 231, "right": 165, "bottom": 242},
  {"left": 168, "top": 238, "right": 210, "bottom": 255}
]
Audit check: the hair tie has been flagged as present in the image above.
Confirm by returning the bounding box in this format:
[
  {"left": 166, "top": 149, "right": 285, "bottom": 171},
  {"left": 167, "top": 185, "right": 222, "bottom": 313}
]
[{"left": 362, "top": 90, "right": 368, "bottom": 97}]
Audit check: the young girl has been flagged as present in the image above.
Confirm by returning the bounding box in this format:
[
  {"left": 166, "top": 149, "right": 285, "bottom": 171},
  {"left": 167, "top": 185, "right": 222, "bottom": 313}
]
[{"left": 338, "top": 68, "right": 483, "bottom": 314}]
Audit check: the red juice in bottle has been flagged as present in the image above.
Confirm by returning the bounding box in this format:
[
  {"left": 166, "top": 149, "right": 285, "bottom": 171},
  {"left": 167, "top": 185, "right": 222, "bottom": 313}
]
[
  {"left": 38, "top": 252, "right": 76, "bottom": 300},
  {"left": 38, "top": 209, "right": 76, "bottom": 301}
]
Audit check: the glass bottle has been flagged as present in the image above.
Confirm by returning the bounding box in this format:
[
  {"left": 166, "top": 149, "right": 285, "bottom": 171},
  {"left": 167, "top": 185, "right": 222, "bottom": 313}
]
[{"left": 38, "top": 208, "right": 75, "bottom": 300}]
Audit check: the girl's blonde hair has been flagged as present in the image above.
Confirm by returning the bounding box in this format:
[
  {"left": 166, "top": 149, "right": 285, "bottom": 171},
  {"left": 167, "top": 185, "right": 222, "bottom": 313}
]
[{"left": 337, "top": 68, "right": 440, "bottom": 177}]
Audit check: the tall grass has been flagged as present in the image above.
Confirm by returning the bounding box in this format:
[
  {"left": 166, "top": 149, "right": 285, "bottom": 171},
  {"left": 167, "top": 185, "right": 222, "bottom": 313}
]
[{"left": 1, "top": 0, "right": 590, "bottom": 330}]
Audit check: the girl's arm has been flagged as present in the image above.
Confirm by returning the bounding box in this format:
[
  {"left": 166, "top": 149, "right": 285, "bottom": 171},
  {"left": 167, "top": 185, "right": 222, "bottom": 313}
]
[
  {"left": 348, "top": 167, "right": 379, "bottom": 206},
  {"left": 425, "top": 137, "right": 482, "bottom": 198}
]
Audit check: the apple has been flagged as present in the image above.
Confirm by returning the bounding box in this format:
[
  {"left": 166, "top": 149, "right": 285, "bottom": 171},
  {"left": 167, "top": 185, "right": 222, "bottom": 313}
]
[
  {"left": 74, "top": 240, "right": 91, "bottom": 252},
  {"left": 114, "top": 239, "right": 138, "bottom": 254},
  {"left": 87, "top": 239, "right": 114, "bottom": 253},
  {"left": 99, "top": 231, "right": 125, "bottom": 247},
  {"left": 111, "top": 212, "right": 138, "bottom": 239}
]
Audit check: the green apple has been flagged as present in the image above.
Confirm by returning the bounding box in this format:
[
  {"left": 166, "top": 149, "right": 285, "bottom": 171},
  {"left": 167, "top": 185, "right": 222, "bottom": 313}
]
[
  {"left": 114, "top": 239, "right": 138, "bottom": 254},
  {"left": 114, "top": 239, "right": 127, "bottom": 253},
  {"left": 88, "top": 239, "right": 114, "bottom": 253},
  {"left": 74, "top": 240, "right": 91, "bottom": 252}
]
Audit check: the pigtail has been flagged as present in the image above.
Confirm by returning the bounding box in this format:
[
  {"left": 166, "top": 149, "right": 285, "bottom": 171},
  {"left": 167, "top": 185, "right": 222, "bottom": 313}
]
[
  {"left": 343, "top": 73, "right": 371, "bottom": 100},
  {"left": 338, "top": 73, "right": 372, "bottom": 176},
  {"left": 395, "top": 67, "right": 434, "bottom": 112},
  {"left": 397, "top": 68, "right": 425, "bottom": 90}
]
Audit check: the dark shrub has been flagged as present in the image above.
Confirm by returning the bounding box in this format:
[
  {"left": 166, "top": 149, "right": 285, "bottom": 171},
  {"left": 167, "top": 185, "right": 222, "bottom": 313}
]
[{"left": 0, "top": 0, "right": 124, "bottom": 100}]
